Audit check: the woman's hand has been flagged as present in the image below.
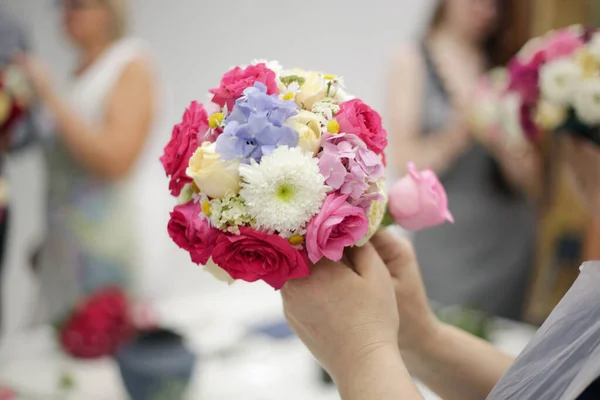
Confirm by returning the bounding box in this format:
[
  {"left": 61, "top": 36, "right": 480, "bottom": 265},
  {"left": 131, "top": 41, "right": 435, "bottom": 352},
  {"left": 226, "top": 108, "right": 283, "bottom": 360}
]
[
  {"left": 282, "top": 243, "right": 400, "bottom": 384},
  {"left": 370, "top": 229, "right": 515, "bottom": 400},
  {"left": 370, "top": 230, "right": 441, "bottom": 352},
  {"left": 13, "top": 52, "right": 54, "bottom": 98}
]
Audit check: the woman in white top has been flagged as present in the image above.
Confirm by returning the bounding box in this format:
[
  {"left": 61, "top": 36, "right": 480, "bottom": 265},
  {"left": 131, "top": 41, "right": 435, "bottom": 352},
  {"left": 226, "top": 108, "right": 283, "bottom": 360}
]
[{"left": 16, "top": 0, "right": 156, "bottom": 322}]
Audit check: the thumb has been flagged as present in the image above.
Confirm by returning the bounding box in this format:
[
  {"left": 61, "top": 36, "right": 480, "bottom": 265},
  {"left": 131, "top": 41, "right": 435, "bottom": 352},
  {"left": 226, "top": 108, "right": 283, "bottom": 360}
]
[
  {"left": 370, "top": 229, "right": 416, "bottom": 278},
  {"left": 346, "top": 241, "right": 388, "bottom": 280}
]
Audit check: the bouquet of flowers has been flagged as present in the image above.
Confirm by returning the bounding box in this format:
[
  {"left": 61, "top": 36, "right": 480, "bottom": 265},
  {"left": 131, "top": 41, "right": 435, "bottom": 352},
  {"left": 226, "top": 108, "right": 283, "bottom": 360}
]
[
  {"left": 472, "top": 26, "right": 600, "bottom": 147},
  {"left": 161, "top": 61, "right": 453, "bottom": 290},
  {"left": 0, "top": 64, "right": 32, "bottom": 134}
]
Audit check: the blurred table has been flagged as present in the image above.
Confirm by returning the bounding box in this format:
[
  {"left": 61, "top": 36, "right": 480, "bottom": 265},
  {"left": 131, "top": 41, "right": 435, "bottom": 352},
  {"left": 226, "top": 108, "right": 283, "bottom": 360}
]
[{"left": 0, "top": 284, "right": 538, "bottom": 399}]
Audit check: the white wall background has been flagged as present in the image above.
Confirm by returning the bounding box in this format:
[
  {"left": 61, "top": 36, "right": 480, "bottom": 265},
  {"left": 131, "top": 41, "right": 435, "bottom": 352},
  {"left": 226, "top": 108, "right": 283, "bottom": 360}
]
[{"left": 2, "top": 0, "right": 433, "bottom": 334}]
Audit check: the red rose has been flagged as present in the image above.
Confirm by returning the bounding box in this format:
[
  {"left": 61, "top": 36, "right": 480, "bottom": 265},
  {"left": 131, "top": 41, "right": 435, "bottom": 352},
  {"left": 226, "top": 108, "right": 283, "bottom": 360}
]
[
  {"left": 335, "top": 99, "right": 388, "bottom": 158},
  {"left": 160, "top": 101, "right": 209, "bottom": 196},
  {"left": 209, "top": 63, "right": 279, "bottom": 111},
  {"left": 167, "top": 201, "right": 219, "bottom": 265},
  {"left": 59, "top": 287, "right": 134, "bottom": 359},
  {"left": 212, "top": 227, "right": 310, "bottom": 290}
]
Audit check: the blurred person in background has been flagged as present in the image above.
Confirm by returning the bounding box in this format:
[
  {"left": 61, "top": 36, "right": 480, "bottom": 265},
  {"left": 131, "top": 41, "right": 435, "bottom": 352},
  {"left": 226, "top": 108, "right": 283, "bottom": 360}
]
[
  {"left": 15, "top": 0, "right": 158, "bottom": 323},
  {"left": 0, "top": 8, "right": 39, "bottom": 331},
  {"left": 387, "top": 0, "right": 540, "bottom": 320}
]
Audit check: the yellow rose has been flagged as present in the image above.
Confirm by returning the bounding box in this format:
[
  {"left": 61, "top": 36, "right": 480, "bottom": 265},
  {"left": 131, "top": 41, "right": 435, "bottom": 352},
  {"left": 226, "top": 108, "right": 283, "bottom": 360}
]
[
  {"left": 204, "top": 260, "right": 235, "bottom": 284},
  {"left": 356, "top": 180, "right": 388, "bottom": 247},
  {"left": 534, "top": 100, "right": 567, "bottom": 131},
  {"left": 281, "top": 69, "right": 329, "bottom": 110},
  {"left": 186, "top": 142, "right": 240, "bottom": 199},
  {"left": 286, "top": 110, "right": 322, "bottom": 154}
]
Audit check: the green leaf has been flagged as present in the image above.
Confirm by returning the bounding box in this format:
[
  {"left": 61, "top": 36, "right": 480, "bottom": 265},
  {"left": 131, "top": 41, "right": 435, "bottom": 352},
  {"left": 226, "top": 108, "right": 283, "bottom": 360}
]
[
  {"left": 280, "top": 75, "right": 305, "bottom": 87},
  {"left": 379, "top": 209, "right": 395, "bottom": 228},
  {"left": 59, "top": 372, "right": 76, "bottom": 391}
]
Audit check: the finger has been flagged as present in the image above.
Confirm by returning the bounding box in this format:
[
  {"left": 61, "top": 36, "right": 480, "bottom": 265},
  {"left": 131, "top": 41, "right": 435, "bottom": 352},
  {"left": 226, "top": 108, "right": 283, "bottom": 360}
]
[
  {"left": 345, "top": 242, "right": 387, "bottom": 279},
  {"left": 370, "top": 229, "right": 416, "bottom": 270}
]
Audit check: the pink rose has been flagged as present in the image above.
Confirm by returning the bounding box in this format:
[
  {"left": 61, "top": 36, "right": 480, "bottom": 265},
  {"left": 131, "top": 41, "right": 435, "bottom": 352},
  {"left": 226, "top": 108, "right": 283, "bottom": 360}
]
[
  {"left": 335, "top": 99, "right": 388, "bottom": 159},
  {"left": 167, "top": 202, "right": 219, "bottom": 265},
  {"left": 209, "top": 63, "right": 279, "bottom": 111},
  {"left": 306, "top": 193, "right": 369, "bottom": 263},
  {"left": 388, "top": 163, "right": 454, "bottom": 231},
  {"left": 543, "top": 28, "right": 584, "bottom": 61},
  {"left": 211, "top": 227, "right": 310, "bottom": 290},
  {"left": 160, "top": 101, "right": 209, "bottom": 196}
]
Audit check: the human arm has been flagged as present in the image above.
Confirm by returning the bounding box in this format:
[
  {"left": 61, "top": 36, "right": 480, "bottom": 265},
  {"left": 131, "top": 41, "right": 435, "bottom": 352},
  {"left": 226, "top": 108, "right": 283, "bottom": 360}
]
[
  {"left": 15, "top": 53, "right": 154, "bottom": 180},
  {"left": 282, "top": 244, "right": 424, "bottom": 400},
  {"left": 387, "top": 45, "right": 471, "bottom": 176},
  {"left": 370, "top": 230, "right": 515, "bottom": 400}
]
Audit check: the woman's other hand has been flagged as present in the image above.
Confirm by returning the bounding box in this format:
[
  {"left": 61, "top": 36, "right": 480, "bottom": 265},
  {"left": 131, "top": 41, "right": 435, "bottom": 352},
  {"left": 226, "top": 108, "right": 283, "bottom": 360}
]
[
  {"left": 282, "top": 242, "right": 400, "bottom": 385},
  {"left": 370, "top": 230, "right": 441, "bottom": 352},
  {"left": 13, "top": 52, "right": 53, "bottom": 98}
]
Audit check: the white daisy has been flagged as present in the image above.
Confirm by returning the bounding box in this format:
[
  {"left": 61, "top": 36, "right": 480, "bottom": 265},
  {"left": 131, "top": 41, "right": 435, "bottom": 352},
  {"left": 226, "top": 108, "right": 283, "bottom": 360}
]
[
  {"left": 540, "top": 58, "right": 581, "bottom": 105},
  {"left": 280, "top": 81, "right": 300, "bottom": 101},
  {"left": 573, "top": 77, "right": 600, "bottom": 125},
  {"left": 239, "top": 146, "right": 328, "bottom": 237}
]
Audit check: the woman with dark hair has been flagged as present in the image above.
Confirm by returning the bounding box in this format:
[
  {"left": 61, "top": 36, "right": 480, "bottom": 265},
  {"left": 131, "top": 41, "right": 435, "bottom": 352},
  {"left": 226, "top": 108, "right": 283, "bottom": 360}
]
[{"left": 387, "top": 0, "right": 540, "bottom": 320}]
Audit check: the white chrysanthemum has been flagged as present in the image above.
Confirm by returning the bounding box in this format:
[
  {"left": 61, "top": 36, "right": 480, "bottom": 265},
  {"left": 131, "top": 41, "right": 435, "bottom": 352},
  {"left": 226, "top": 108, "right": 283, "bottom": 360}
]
[
  {"left": 312, "top": 99, "right": 341, "bottom": 121},
  {"left": 573, "top": 77, "right": 600, "bottom": 125},
  {"left": 540, "top": 58, "right": 581, "bottom": 105},
  {"left": 209, "top": 192, "right": 253, "bottom": 233},
  {"left": 239, "top": 146, "right": 328, "bottom": 237}
]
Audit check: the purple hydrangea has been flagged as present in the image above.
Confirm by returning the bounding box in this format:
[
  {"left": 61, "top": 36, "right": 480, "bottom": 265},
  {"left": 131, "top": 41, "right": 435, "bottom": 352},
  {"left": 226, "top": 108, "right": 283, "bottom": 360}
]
[{"left": 216, "top": 83, "right": 299, "bottom": 163}]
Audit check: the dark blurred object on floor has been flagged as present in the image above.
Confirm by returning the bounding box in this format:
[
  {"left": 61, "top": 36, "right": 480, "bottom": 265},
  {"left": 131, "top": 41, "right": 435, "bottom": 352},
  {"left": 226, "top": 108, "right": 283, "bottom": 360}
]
[{"left": 115, "top": 328, "right": 197, "bottom": 400}]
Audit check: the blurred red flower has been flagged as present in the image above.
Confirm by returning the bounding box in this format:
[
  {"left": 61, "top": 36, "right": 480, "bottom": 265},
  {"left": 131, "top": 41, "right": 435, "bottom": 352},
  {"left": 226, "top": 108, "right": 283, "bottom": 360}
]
[{"left": 58, "top": 286, "right": 134, "bottom": 359}]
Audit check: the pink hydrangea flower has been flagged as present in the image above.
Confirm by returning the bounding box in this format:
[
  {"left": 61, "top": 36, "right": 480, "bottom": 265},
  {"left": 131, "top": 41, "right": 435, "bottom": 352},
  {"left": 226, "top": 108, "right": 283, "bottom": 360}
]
[{"left": 318, "top": 132, "right": 384, "bottom": 207}]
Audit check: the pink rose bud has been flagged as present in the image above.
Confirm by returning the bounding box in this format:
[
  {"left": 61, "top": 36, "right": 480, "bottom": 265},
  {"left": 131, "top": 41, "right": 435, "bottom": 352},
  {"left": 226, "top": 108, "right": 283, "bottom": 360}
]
[{"left": 388, "top": 163, "right": 454, "bottom": 231}]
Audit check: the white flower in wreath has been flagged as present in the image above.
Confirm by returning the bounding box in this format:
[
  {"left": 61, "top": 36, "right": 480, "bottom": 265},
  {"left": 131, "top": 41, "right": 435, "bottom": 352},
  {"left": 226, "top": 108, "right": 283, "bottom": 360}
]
[
  {"left": 540, "top": 58, "right": 581, "bottom": 105},
  {"left": 587, "top": 32, "right": 600, "bottom": 60},
  {"left": 573, "top": 77, "right": 600, "bottom": 125}
]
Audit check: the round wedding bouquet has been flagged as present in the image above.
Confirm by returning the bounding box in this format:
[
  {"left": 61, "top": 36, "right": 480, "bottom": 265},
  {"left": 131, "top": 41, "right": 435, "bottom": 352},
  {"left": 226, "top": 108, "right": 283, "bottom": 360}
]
[
  {"left": 161, "top": 61, "right": 451, "bottom": 290},
  {"left": 471, "top": 26, "right": 600, "bottom": 146},
  {"left": 0, "top": 64, "right": 32, "bottom": 133}
]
